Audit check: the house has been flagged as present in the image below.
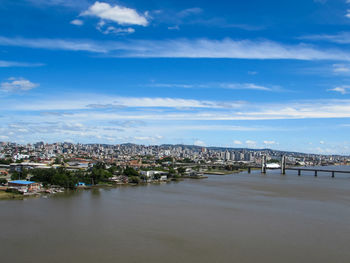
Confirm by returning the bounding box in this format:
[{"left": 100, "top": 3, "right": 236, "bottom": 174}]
[
  {"left": 128, "top": 159, "right": 142, "bottom": 168},
  {"left": 109, "top": 176, "right": 128, "bottom": 184},
  {"left": 0, "top": 170, "right": 8, "bottom": 176},
  {"left": 8, "top": 180, "right": 41, "bottom": 193}
]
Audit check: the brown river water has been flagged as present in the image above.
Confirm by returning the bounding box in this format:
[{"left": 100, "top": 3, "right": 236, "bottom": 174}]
[{"left": 1, "top": 167, "right": 350, "bottom": 263}]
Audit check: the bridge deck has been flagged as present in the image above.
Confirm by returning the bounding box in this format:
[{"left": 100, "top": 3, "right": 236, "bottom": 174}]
[{"left": 286, "top": 168, "right": 350, "bottom": 174}]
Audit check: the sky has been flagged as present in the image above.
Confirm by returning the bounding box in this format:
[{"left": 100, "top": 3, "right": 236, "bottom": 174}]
[{"left": 2, "top": 0, "right": 350, "bottom": 154}]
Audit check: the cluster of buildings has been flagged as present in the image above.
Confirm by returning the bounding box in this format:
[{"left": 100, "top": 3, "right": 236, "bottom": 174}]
[
  {"left": 0, "top": 141, "right": 348, "bottom": 167},
  {"left": 0, "top": 141, "right": 349, "bottom": 197}
]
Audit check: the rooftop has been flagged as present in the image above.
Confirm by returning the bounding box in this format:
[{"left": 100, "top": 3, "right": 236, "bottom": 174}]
[{"left": 9, "top": 180, "right": 37, "bottom": 185}]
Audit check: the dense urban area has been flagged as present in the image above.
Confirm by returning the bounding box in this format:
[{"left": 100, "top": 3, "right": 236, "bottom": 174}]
[{"left": 0, "top": 141, "right": 349, "bottom": 199}]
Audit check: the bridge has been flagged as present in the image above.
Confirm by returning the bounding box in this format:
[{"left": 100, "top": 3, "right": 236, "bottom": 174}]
[
  {"left": 254, "top": 155, "right": 350, "bottom": 178},
  {"left": 284, "top": 167, "right": 350, "bottom": 178}
]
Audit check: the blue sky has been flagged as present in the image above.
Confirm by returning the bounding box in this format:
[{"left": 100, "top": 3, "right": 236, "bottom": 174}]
[{"left": 2, "top": 0, "right": 350, "bottom": 154}]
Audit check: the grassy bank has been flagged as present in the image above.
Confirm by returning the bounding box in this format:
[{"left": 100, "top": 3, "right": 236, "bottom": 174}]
[{"left": 0, "top": 191, "right": 24, "bottom": 200}]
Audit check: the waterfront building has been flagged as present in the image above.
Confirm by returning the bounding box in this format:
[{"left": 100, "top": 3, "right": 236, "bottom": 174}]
[{"left": 8, "top": 180, "right": 41, "bottom": 193}]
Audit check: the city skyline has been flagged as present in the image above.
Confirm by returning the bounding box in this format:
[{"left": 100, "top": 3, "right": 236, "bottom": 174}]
[
  {"left": 2, "top": 141, "right": 347, "bottom": 163},
  {"left": 1, "top": 141, "right": 348, "bottom": 158},
  {"left": 2, "top": 0, "right": 350, "bottom": 154}
]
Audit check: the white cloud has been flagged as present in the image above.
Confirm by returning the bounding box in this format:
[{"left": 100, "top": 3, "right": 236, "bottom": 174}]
[
  {"left": 6, "top": 95, "right": 239, "bottom": 111},
  {"left": 233, "top": 140, "right": 243, "bottom": 145},
  {"left": 149, "top": 83, "right": 203, "bottom": 89},
  {"left": 168, "top": 25, "right": 180, "bottom": 30},
  {"left": 98, "top": 25, "right": 135, "bottom": 35},
  {"left": 81, "top": 1, "right": 148, "bottom": 26},
  {"left": 111, "top": 97, "right": 226, "bottom": 109},
  {"left": 0, "top": 60, "right": 43, "bottom": 67},
  {"left": 263, "top": 140, "right": 276, "bottom": 145},
  {"left": 333, "top": 64, "right": 350, "bottom": 74},
  {"left": 1, "top": 36, "right": 350, "bottom": 60},
  {"left": 133, "top": 135, "right": 163, "bottom": 142},
  {"left": 169, "top": 125, "right": 260, "bottom": 131},
  {"left": 112, "top": 39, "right": 350, "bottom": 60},
  {"left": 347, "top": 10, "right": 350, "bottom": 18},
  {"left": 301, "top": 32, "right": 350, "bottom": 44},
  {"left": 0, "top": 36, "right": 109, "bottom": 53},
  {"left": 329, "top": 85, "right": 350, "bottom": 94},
  {"left": 178, "top": 8, "right": 203, "bottom": 17},
  {"left": 246, "top": 140, "right": 256, "bottom": 144},
  {"left": 220, "top": 83, "right": 272, "bottom": 91},
  {"left": 0, "top": 78, "right": 39, "bottom": 92},
  {"left": 149, "top": 82, "right": 274, "bottom": 91},
  {"left": 194, "top": 140, "right": 206, "bottom": 147},
  {"left": 70, "top": 19, "right": 84, "bottom": 26},
  {"left": 7, "top": 94, "right": 350, "bottom": 122},
  {"left": 245, "top": 140, "right": 257, "bottom": 147}
]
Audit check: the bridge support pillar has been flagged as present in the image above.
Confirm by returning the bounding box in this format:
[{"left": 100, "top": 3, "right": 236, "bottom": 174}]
[
  {"left": 298, "top": 169, "right": 301, "bottom": 176},
  {"left": 248, "top": 167, "right": 251, "bottom": 174},
  {"left": 261, "top": 156, "right": 267, "bottom": 174},
  {"left": 281, "top": 156, "right": 286, "bottom": 175},
  {"left": 332, "top": 171, "right": 335, "bottom": 178},
  {"left": 315, "top": 171, "right": 318, "bottom": 177}
]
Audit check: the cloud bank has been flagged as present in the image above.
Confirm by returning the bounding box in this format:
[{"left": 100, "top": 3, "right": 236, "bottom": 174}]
[{"left": 0, "top": 36, "right": 349, "bottom": 60}]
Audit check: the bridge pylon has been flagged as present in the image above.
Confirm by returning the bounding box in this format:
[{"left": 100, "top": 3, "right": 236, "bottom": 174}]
[
  {"left": 281, "top": 156, "right": 286, "bottom": 175},
  {"left": 261, "top": 155, "right": 267, "bottom": 174}
]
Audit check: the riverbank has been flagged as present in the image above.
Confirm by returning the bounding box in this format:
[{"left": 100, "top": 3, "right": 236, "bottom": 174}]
[
  {"left": 0, "top": 177, "right": 203, "bottom": 200},
  {"left": 0, "top": 191, "right": 26, "bottom": 200}
]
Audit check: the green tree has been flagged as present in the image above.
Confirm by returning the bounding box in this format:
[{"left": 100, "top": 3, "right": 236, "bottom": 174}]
[
  {"left": 21, "top": 168, "right": 29, "bottom": 180},
  {"left": 108, "top": 165, "right": 119, "bottom": 174},
  {"left": 91, "top": 167, "right": 112, "bottom": 185},
  {"left": 11, "top": 171, "right": 21, "bottom": 180},
  {"left": 153, "top": 173, "right": 161, "bottom": 180},
  {"left": 94, "top": 162, "right": 106, "bottom": 170},
  {"left": 30, "top": 168, "right": 78, "bottom": 188},
  {"left": 0, "top": 178, "right": 7, "bottom": 185},
  {"left": 0, "top": 159, "right": 11, "bottom": 165},
  {"left": 168, "top": 167, "right": 176, "bottom": 178},
  {"left": 129, "top": 176, "right": 141, "bottom": 184},
  {"left": 54, "top": 157, "right": 62, "bottom": 164},
  {"left": 177, "top": 167, "right": 186, "bottom": 175},
  {"left": 123, "top": 167, "right": 139, "bottom": 177}
]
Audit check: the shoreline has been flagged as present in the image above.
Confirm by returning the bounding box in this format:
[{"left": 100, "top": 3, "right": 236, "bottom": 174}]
[
  {"left": 0, "top": 176, "right": 210, "bottom": 200},
  {"left": 0, "top": 191, "right": 30, "bottom": 200}
]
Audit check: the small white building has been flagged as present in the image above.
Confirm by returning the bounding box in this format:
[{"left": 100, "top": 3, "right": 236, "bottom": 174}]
[
  {"left": 140, "top": 171, "right": 168, "bottom": 181},
  {"left": 160, "top": 175, "right": 168, "bottom": 181},
  {"left": 266, "top": 163, "right": 281, "bottom": 169}
]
